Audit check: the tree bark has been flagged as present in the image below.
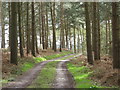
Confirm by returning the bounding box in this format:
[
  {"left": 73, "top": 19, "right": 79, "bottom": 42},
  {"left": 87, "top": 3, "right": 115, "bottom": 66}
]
[
  {"left": 112, "top": 2, "right": 120, "bottom": 69},
  {"left": 10, "top": 2, "right": 18, "bottom": 65},
  {"left": 26, "top": 2, "right": 30, "bottom": 55},
  {"left": 18, "top": 3, "right": 24, "bottom": 57},
  {"left": 8, "top": 2, "right": 11, "bottom": 48},
  {"left": 74, "top": 25, "right": 76, "bottom": 53},
  {"left": 41, "top": 2, "right": 45, "bottom": 49},
  {"left": 93, "top": 2, "right": 99, "bottom": 60},
  {"left": 85, "top": 2, "right": 93, "bottom": 65},
  {"left": 45, "top": 3, "right": 49, "bottom": 49},
  {"left": 31, "top": 2, "right": 36, "bottom": 56},
  {"left": 50, "top": 2, "right": 56, "bottom": 52}
]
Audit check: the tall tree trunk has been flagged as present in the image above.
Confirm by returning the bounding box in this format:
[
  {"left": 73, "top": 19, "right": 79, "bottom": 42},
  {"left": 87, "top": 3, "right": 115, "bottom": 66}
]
[
  {"left": 74, "top": 25, "right": 76, "bottom": 53},
  {"left": 50, "top": 2, "right": 56, "bottom": 52},
  {"left": 112, "top": 2, "right": 120, "bottom": 69},
  {"left": 18, "top": 3, "right": 24, "bottom": 57},
  {"left": 35, "top": 32, "right": 39, "bottom": 54},
  {"left": 31, "top": 2, "right": 35, "bottom": 56},
  {"left": 80, "top": 26, "right": 83, "bottom": 53},
  {"left": 85, "top": 2, "right": 93, "bottom": 65},
  {"left": 39, "top": 3, "right": 42, "bottom": 45},
  {"left": 10, "top": 2, "right": 18, "bottom": 65},
  {"left": 45, "top": 3, "right": 49, "bottom": 49},
  {"left": 26, "top": 2, "right": 30, "bottom": 55},
  {"left": 69, "top": 28, "right": 72, "bottom": 50},
  {"left": 41, "top": 2, "right": 45, "bottom": 49},
  {"left": 21, "top": 3, "right": 25, "bottom": 49},
  {"left": 65, "top": 19, "right": 68, "bottom": 49},
  {"left": 77, "top": 29, "right": 80, "bottom": 53},
  {"left": 112, "top": 3, "right": 120, "bottom": 86},
  {"left": 59, "top": 2, "right": 63, "bottom": 52},
  {"left": 1, "top": 24, "right": 5, "bottom": 48},
  {"left": 93, "top": 2, "right": 98, "bottom": 60},
  {"left": 8, "top": 2, "right": 11, "bottom": 48},
  {"left": 106, "top": 20, "right": 108, "bottom": 54},
  {"left": 108, "top": 18, "right": 112, "bottom": 56},
  {"left": 97, "top": 3, "right": 100, "bottom": 60}
]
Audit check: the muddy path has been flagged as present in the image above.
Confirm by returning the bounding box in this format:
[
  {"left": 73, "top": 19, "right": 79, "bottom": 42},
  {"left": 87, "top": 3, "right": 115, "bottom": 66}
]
[
  {"left": 53, "top": 54, "right": 81, "bottom": 88},
  {"left": 2, "top": 54, "right": 75, "bottom": 89}
]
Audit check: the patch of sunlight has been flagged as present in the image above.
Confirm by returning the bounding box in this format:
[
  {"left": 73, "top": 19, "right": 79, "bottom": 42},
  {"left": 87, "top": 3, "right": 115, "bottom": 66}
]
[
  {"left": 67, "top": 63, "right": 100, "bottom": 88},
  {"left": 0, "top": 80, "right": 8, "bottom": 83},
  {"left": 69, "top": 66, "right": 86, "bottom": 70},
  {"left": 34, "top": 57, "right": 46, "bottom": 62},
  {"left": 22, "top": 63, "right": 34, "bottom": 72},
  {"left": 74, "top": 72, "right": 93, "bottom": 80}
]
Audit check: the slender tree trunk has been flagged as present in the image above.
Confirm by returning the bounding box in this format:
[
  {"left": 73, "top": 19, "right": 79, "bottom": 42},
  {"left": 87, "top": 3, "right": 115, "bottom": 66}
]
[
  {"left": 39, "top": 3, "right": 42, "bottom": 45},
  {"left": 65, "top": 19, "right": 68, "bottom": 49},
  {"left": 80, "top": 26, "right": 83, "bottom": 53},
  {"left": 77, "top": 29, "right": 80, "bottom": 53},
  {"left": 1, "top": 24, "right": 5, "bottom": 48},
  {"left": 69, "top": 28, "right": 72, "bottom": 50},
  {"left": 21, "top": 3, "right": 25, "bottom": 49},
  {"left": 45, "top": 3, "right": 49, "bottom": 49},
  {"left": 106, "top": 20, "right": 108, "bottom": 54},
  {"left": 93, "top": 2, "right": 98, "bottom": 60},
  {"left": 18, "top": 3, "right": 24, "bottom": 57},
  {"left": 82, "top": 28, "right": 84, "bottom": 53},
  {"left": 97, "top": 3, "right": 100, "bottom": 60},
  {"left": 108, "top": 18, "right": 112, "bottom": 55},
  {"left": 8, "top": 2, "right": 11, "bottom": 48},
  {"left": 10, "top": 2, "right": 18, "bottom": 65},
  {"left": 41, "top": 2, "right": 45, "bottom": 49},
  {"left": 60, "top": 2, "right": 64, "bottom": 52},
  {"left": 50, "top": 2, "right": 56, "bottom": 51},
  {"left": 74, "top": 25, "right": 76, "bottom": 53},
  {"left": 31, "top": 2, "right": 35, "bottom": 56},
  {"left": 26, "top": 2, "right": 30, "bottom": 55},
  {"left": 85, "top": 2, "right": 93, "bottom": 65},
  {"left": 35, "top": 33, "right": 39, "bottom": 54}
]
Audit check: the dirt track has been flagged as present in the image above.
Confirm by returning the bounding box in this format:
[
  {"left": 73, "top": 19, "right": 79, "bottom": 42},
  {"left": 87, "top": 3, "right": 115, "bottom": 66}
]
[
  {"left": 2, "top": 54, "right": 74, "bottom": 89},
  {"left": 2, "top": 54, "right": 81, "bottom": 89},
  {"left": 53, "top": 54, "right": 81, "bottom": 88}
]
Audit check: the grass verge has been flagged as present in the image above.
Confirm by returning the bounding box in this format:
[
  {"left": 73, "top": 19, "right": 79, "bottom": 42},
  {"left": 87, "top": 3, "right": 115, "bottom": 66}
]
[{"left": 67, "top": 61, "right": 110, "bottom": 88}]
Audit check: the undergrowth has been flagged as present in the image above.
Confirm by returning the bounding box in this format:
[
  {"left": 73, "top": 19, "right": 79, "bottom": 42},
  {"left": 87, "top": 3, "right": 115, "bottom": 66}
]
[{"left": 67, "top": 61, "right": 110, "bottom": 88}]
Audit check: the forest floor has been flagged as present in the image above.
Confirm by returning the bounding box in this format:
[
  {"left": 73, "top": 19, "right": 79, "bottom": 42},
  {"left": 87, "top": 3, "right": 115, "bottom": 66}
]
[
  {"left": 3, "top": 54, "right": 78, "bottom": 88},
  {"left": 2, "top": 48, "right": 73, "bottom": 86},
  {"left": 69, "top": 55, "right": 119, "bottom": 88},
  {"left": 1, "top": 49, "right": 120, "bottom": 88}
]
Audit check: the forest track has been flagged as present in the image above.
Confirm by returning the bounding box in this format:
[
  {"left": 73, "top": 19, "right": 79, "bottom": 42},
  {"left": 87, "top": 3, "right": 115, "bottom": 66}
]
[
  {"left": 2, "top": 54, "right": 75, "bottom": 89},
  {"left": 53, "top": 54, "right": 81, "bottom": 88}
]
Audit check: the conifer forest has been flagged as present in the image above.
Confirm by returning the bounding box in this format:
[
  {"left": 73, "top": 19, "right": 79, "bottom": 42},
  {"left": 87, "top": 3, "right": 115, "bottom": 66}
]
[{"left": 0, "top": 1, "right": 120, "bottom": 89}]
